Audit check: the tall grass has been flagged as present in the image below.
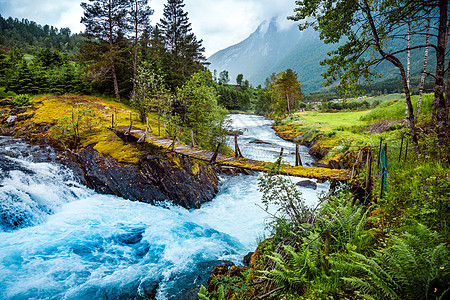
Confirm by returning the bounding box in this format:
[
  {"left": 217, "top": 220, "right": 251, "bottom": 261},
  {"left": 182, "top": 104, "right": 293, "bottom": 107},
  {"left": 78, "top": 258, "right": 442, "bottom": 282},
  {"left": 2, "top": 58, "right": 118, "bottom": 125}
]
[{"left": 360, "top": 93, "right": 434, "bottom": 122}]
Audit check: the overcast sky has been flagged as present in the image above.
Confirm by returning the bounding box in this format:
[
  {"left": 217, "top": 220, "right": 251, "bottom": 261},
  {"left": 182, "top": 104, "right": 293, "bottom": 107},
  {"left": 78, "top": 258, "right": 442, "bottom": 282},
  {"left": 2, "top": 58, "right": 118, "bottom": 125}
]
[{"left": 0, "top": 0, "right": 296, "bottom": 57}]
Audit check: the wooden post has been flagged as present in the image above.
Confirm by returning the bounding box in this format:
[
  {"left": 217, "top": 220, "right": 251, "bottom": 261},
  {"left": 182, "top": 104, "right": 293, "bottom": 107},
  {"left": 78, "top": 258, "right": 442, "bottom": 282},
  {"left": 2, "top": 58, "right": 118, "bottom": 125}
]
[
  {"left": 365, "top": 149, "right": 373, "bottom": 199},
  {"left": 234, "top": 135, "right": 243, "bottom": 158},
  {"left": 295, "top": 144, "right": 303, "bottom": 166},
  {"left": 111, "top": 113, "right": 114, "bottom": 129},
  {"left": 125, "top": 116, "right": 133, "bottom": 135},
  {"left": 209, "top": 143, "right": 221, "bottom": 164},
  {"left": 351, "top": 149, "right": 363, "bottom": 180},
  {"left": 398, "top": 136, "right": 404, "bottom": 162},
  {"left": 376, "top": 137, "right": 383, "bottom": 167},
  {"left": 276, "top": 148, "right": 284, "bottom": 167},
  {"left": 190, "top": 129, "right": 195, "bottom": 147}
]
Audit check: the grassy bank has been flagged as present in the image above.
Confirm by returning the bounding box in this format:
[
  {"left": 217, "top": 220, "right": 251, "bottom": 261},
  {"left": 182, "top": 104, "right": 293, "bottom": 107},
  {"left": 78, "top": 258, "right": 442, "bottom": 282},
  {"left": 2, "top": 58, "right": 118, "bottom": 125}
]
[{"left": 200, "top": 93, "right": 449, "bottom": 300}]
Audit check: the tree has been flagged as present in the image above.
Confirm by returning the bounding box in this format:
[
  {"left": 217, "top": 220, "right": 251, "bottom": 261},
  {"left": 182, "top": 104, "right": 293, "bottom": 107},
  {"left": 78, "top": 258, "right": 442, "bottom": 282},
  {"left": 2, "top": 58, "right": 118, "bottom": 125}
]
[
  {"left": 131, "top": 62, "right": 167, "bottom": 122},
  {"left": 289, "top": 0, "right": 449, "bottom": 152},
  {"left": 81, "top": 0, "right": 129, "bottom": 100},
  {"left": 176, "top": 71, "right": 227, "bottom": 149},
  {"left": 127, "top": 0, "right": 153, "bottom": 94},
  {"left": 218, "top": 70, "right": 229, "bottom": 85},
  {"left": 236, "top": 74, "right": 244, "bottom": 86},
  {"left": 270, "top": 69, "right": 303, "bottom": 116},
  {"left": 158, "top": 0, "right": 206, "bottom": 89}
]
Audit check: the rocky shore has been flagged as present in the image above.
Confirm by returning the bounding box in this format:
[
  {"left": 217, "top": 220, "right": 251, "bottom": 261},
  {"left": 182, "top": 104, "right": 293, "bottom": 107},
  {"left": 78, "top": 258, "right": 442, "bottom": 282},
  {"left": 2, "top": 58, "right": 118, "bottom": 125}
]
[{"left": 0, "top": 96, "right": 224, "bottom": 209}]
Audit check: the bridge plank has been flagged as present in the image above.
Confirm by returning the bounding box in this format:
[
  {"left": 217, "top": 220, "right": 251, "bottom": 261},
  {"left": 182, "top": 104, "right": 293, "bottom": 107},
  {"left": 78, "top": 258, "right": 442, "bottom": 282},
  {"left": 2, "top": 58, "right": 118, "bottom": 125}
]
[{"left": 129, "top": 130, "right": 350, "bottom": 181}]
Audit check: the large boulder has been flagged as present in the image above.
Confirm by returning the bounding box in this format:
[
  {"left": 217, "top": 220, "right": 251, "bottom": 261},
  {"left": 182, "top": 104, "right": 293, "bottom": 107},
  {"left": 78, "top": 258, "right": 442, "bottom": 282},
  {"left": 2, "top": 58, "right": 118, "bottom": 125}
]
[{"left": 65, "top": 145, "right": 219, "bottom": 209}]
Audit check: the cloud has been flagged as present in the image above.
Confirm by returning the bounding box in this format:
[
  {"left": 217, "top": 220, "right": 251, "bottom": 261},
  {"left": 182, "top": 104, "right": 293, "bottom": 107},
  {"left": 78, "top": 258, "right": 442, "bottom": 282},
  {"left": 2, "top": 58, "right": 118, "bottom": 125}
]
[{"left": 0, "top": 0, "right": 296, "bottom": 55}]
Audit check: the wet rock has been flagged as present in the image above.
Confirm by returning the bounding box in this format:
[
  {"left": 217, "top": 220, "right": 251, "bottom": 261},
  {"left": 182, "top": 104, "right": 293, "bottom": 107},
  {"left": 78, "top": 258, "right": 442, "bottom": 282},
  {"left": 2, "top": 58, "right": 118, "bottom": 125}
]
[
  {"left": 249, "top": 138, "right": 272, "bottom": 145},
  {"left": 296, "top": 180, "right": 317, "bottom": 190},
  {"left": 139, "top": 279, "right": 159, "bottom": 299},
  {"left": 64, "top": 145, "right": 219, "bottom": 209},
  {"left": 6, "top": 115, "right": 17, "bottom": 126},
  {"left": 243, "top": 252, "right": 254, "bottom": 267},
  {"left": 172, "top": 260, "right": 234, "bottom": 300}
]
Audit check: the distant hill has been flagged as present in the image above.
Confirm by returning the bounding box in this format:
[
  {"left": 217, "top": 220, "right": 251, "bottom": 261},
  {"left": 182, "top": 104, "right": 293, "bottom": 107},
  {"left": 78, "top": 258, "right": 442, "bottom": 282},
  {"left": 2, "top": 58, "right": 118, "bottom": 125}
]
[
  {"left": 208, "top": 16, "right": 435, "bottom": 94},
  {"left": 0, "top": 15, "right": 86, "bottom": 56}
]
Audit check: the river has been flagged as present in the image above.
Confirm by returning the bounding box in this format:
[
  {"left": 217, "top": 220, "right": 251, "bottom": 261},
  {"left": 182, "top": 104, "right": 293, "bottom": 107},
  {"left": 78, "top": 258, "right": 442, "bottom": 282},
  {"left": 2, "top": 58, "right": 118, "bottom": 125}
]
[{"left": 0, "top": 114, "right": 328, "bottom": 299}]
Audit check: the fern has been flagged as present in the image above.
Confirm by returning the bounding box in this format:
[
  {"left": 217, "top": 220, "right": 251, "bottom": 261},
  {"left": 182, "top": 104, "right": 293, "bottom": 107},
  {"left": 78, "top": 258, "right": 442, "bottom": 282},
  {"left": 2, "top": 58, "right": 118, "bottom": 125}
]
[{"left": 343, "top": 224, "right": 450, "bottom": 299}]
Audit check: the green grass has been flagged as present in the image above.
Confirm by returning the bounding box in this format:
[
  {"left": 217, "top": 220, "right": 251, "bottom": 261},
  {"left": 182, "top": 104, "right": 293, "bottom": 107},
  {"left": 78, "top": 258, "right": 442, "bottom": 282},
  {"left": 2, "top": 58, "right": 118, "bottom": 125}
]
[
  {"left": 361, "top": 93, "right": 434, "bottom": 122},
  {"left": 277, "top": 93, "right": 436, "bottom": 159},
  {"left": 363, "top": 93, "right": 404, "bottom": 104}
]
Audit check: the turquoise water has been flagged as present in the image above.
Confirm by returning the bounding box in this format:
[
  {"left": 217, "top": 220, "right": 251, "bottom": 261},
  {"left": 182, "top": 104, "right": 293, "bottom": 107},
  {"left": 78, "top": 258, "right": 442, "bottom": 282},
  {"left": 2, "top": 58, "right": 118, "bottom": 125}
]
[{"left": 0, "top": 115, "right": 328, "bottom": 299}]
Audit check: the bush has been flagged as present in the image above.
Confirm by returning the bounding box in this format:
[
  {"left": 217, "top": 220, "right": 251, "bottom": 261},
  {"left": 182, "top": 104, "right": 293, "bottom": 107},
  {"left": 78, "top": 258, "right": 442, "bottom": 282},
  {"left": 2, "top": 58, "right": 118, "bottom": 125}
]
[{"left": 8, "top": 94, "right": 32, "bottom": 106}]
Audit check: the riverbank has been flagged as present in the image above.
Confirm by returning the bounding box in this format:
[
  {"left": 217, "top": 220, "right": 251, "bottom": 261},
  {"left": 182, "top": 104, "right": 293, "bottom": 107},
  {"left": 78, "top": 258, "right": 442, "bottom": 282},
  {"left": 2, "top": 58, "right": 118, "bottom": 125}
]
[
  {"left": 0, "top": 95, "right": 222, "bottom": 208},
  {"left": 200, "top": 94, "right": 450, "bottom": 299}
]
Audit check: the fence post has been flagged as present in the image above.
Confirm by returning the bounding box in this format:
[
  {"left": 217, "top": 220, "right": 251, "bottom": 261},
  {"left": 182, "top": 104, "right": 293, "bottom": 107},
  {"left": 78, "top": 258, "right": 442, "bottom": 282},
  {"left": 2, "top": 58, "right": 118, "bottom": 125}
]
[
  {"left": 295, "top": 144, "right": 303, "bottom": 166},
  {"left": 377, "top": 137, "right": 383, "bottom": 167},
  {"left": 365, "top": 149, "right": 373, "bottom": 199},
  {"left": 398, "top": 135, "right": 404, "bottom": 162},
  {"left": 234, "top": 135, "right": 243, "bottom": 158},
  {"left": 190, "top": 129, "right": 195, "bottom": 147},
  {"left": 276, "top": 148, "right": 284, "bottom": 168},
  {"left": 111, "top": 113, "right": 114, "bottom": 129},
  {"left": 209, "top": 143, "right": 221, "bottom": 164}
]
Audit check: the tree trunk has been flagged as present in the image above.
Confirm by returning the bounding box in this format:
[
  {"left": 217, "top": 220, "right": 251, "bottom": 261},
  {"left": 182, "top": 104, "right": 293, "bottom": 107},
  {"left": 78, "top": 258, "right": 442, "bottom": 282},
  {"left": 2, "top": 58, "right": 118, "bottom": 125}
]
[
  {"left": 362, "top": 0, "right": 419, "bottom": 154},
  {"left": 108, "top": 0, "right": 120, "bottom": 100},
  {"left": 405, "top": 17, "right": 411, "bottom": 127},
  {"left": 133, "top": 0, "right": 138, "bottom": 96},
  {"left": 415, "top": 12, "right": 431, "bottom": 124},
  {"left": 433, "top": 0, "right": 449, "bottom": 144}
]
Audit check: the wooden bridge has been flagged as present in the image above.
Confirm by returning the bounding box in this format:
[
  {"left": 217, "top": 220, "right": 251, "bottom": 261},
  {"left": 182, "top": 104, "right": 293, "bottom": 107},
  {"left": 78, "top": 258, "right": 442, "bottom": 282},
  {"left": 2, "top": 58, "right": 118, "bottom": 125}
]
[{"left": 128, "top": 129, "right": 350, "bottom": 181}]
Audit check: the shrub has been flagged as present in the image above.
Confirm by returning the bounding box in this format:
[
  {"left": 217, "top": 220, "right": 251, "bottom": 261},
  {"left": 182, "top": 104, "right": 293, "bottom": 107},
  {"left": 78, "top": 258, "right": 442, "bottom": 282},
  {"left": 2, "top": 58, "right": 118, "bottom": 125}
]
[
  {"left": 8, "top": 94, "right": 32, "bottom": 107},
  {"left": 344, "top": 224, "right": 450, "bottom": 300}
]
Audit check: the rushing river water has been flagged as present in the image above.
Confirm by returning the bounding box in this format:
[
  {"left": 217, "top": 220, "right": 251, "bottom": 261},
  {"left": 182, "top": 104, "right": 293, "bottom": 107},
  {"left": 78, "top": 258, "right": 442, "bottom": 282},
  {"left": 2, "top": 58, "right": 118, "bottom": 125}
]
[{"left": 0, "top": 114, "right": 328, "bottom": 299}]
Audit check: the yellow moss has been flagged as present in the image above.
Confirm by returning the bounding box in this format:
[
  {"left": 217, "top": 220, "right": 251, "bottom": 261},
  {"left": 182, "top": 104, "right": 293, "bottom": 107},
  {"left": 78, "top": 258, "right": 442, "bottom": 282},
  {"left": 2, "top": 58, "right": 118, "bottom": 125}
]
[
  {"left": 31, "top": 97, "right": 73, "bottom": 125},
  {"left": 166, "top": 153, "right": 181, "bottom": 168},
  {"left": 93, "top": 131, "right": 142, "bottom": 164},
  {"left": 191, "top": 161, "right": 200, "bottom": 175}
]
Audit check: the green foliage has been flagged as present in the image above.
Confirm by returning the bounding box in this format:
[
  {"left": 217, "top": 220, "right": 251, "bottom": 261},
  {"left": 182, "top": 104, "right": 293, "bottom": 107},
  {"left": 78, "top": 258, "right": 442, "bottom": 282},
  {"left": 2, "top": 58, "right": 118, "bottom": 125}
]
[
  {"left": 268, "top": 69, "right": 303, "bottom": 116},
  {"left": 158, "top": 0, "right": 207, "bottom": 90},
  {"left": 216, "top": 83, "right": 252, "bottom": 110},
  {"left": 0, "top": 87, "right": 16, "bottom": 99},
  {"left": 0, "top": 16, "right": 86, "bottom": 56},
  {"left": 8, "top": 94, "right": 32, "bottom": 107},
  {"left": 344, "top": 224, "right": 450, "bottom": 300},
  {"left": 360, "top": 94, "right": 434, "bottom": 122},
  {"left": 198, "top": 285, "right": 225, "bottom": 300},
  {"left": 52, "top": 105, "right": 97, "bottom": 149},
  {"left": 131, "top": 63, "right": 167, "bottom": 121},
  {"left": 258, "top": 172, "right": 312, "bottom": 229},
  {"left": 175, "top": 71, "right": 228, "bottom": 149}
]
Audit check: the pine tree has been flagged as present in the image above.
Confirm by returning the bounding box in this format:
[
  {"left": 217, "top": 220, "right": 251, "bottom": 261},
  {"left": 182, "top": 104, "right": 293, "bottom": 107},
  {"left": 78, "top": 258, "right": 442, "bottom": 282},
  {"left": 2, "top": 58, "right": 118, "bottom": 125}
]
[
  {"left": 80, "top": 0, "right": 129, "bottom": 100},
  {"left": 127, "top": 0, "right": 153, "bottom": 94},
  {"left": 158, "top": 0, "right": 206, "bottom": 89}
]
